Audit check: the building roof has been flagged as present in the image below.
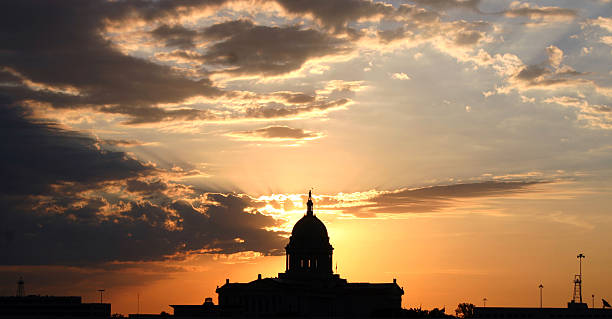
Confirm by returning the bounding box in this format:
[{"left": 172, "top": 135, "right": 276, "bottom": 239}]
[{"left": 217, "top": 277, "right": 403, "bottom": 295}]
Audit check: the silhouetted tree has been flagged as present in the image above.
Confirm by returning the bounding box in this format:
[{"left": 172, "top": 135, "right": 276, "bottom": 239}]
[
  {"left": 394, "top": 307, "right": 453, "bottom": 318},
  {"left": 429, "top": 307, "right": 448, "bottom": 318},
  {"left": 455, "top": 303, "right": 475, "bottom": 318}
]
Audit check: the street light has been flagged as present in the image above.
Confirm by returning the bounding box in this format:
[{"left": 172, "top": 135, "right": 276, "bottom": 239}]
[
  {"left": 483, "top": 298, "right": 488, "bottom": 308},
  {"left": 539, "top": 284, "right": 544, "bottom": 308}
]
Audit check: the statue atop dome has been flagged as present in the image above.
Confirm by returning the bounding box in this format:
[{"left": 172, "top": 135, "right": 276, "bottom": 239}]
[{"left": 307, "top": 190, "right": 313, "bottom": 216}]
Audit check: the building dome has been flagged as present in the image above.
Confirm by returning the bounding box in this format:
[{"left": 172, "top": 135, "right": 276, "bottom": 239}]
[
  {"left": 283, "top": 191, "right": 334, "bottom": 277},
  {"left": 289, "top": 214, "right": 330, "bottom": 249}
]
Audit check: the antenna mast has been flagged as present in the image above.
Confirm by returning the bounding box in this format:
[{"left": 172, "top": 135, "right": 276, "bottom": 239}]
[
  {"left": 97, "top": 289, "right": 105, "bottom": 304},
  {"left": 572, "top": 253, "right": 585, "bottom": 304}
]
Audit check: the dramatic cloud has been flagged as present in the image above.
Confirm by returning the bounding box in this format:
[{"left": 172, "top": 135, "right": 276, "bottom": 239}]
[
  {"left": 316, "top": 181, "right": 545, "bottom": 217},
  {"left": 243, "top": 98, "right": 351, "bottom": 119},
  {"left": 0, "top": 105, "right": 153, "bottom": 196},
  {"left": 0, "top": 1, "right": 222, "bottom": 124},
  {"left": 272, "top": 92, "right": 316, "bottom": 104},
  {"left": 0, "top": 105, "right": 286, "bottom": 265},
  {"left": 227, "top": 126, "right": 323, "bottom": 141},
  {"left": 150, "top": 19, "right": 353, "bottom": 77},
  {"left": 275, "top": 0, "right": 395, "bottom": 32},
  {"left": 200, "top": 20, "right": 352, "bottom": 76},
  {"left": 408, "top": 0, "right": 481, "bottom": 11},
  {"left": 1, "top": 193, "right": 286, "bottom": 265},
  {"left": 151, "top": 24, "right": 199, "bottom": 49},
  {"left": 503, "top": 2, "right": 577, "bottom": 21}
]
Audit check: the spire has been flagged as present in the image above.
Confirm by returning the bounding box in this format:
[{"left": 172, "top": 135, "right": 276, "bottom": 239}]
[{"left": 306, "top": 190, "right": 313, "bottom": 216}]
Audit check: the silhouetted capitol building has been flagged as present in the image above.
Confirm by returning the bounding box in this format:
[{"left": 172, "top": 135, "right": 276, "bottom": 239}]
[{"left": 205, "top": 191, "right": 404, "bottom": 317}]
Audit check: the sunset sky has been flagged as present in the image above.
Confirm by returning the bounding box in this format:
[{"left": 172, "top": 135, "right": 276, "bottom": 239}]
[{"left": 1, "top": 0, "right": 612, "bottom": 315}]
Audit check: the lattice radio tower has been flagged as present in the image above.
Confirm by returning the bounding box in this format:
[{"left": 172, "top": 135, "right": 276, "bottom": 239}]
[{"left": 572, "top": 253, "right": 586, "bottom": 303}]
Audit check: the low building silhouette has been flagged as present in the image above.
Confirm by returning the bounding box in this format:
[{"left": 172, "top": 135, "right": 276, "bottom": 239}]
[
  {"left": 0, "top": 295, "right": 110, "bottom": 318},
  {"left": 170, "top": 298, "right": 220, "bottom": 317}
]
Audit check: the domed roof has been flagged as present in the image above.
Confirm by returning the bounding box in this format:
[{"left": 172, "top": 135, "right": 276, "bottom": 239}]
[
  {"left": 285, "top": 191, "right": 332, "bottom": 251},
  {"left": 291, "top": 214, "right": 328, "bottom": 240}
]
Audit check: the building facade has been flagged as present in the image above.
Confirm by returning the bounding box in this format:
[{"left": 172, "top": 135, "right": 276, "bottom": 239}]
[{"left": 215, "top": 191, "right": 404, "bottom": 317}]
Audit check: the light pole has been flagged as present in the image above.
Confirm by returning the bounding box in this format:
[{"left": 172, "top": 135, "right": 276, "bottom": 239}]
[
  {"left": 539, "top": 284, "right": 544, "bottom": 308},
  {"left": 97, "top": 289, "right": 105, "bottom": 304},
  {"left": 483, "top": 298, "right": 488, "bottom": 308},
  {"left": 592, "top": 295, "right": 595, "bottom": 308}
]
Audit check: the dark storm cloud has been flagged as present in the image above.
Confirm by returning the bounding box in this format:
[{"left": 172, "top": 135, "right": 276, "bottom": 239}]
[
  {"left": 511, "top": 64, "right": 586, "bottom": 89},
  {"left": 408, "top": 0, "right": 481, "bottom": 11},
  {"left": 230, "top": 126, "right": 320, "bottom": 140},
  {"left": 272, "top": 92, "right": 316, "bottom": 104},
  {"left": 201, "top": 19, "right": 256, "bottom": 40},
  {"left": 200, "top": 20, "right": 352, "bottom": 76},
  {"left": 0, "top": 106, "right": 286, "bottom": 265},
  {"left": 151, "top": 19, "right": 352, "bottom": 76},
  {"left": 0, "top": 194, "right": 285, "bottom": 265},
  {"left": 98, "top": 105, "right": 217, "bottom": 125},
  {"left": 0, "top": 0, "right": 222, "bottom": 123},
  {"left": 377, "top": 28, "right": 411, "bottom": 43},
  {"left": 244, "top": 98, "right": 350, "bottom": 118},
  {"left": 151, "top": 24, "right": 199, "bottom": 49},
  {"left": 100, "top": 139, "right": 146, "bottom": 147},
  {"left": 503, "top": 6, "right": 577, "bottom": 19},
  {"left": 328, "top": 181, "right": 544, "bottom": 217},
  {"left": 126, "top": 179, "right": 168, "bottom": 194},
  {"left": 0, "top": 105, "right": 152, "bottom": 196},
  {"left": 275, "top": 0, "right": 394, "bottom": 32},
  {"left": 0, "top": 0, "right": 457, "bottom": 125},
  {"left": 515, "top": 65, "right": 549, "bottom": 82}
]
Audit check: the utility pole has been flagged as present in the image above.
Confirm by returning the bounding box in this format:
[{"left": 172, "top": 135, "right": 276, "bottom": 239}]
[
  {"left": 97, "top": 289, "right": 105, "bottom": 304},
  {"left": 539, "top": 284, "right": 544, "bottom": 308}
]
